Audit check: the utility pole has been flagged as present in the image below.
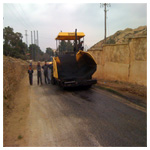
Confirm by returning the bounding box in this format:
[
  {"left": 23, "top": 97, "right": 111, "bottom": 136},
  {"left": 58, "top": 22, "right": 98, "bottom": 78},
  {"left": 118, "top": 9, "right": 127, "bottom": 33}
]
[
  {"left": 31, "top": 31, "right": 33, "bottom": 44},
  {"left": 30, "top": 30, "right": 39, "bottom": 60},
  {"left": 33, "top": 30, "right": 36, "bottom": 60},
  {"left": 37, "top": 30, "right": 39, "bottom": 60},
  {"left": 25, "top": 30, "right": 28, "bottom": 46},
  {"left": 37, "top": 30, "right": 39, "bottom": 46},
  {"left": 34, "top": 30, "right": 36, "bottom": 44},
  {"left": 31, "top": 31, "right": 33, "bottom": 60},
  {"left": 100, "top": 3, "right": 111, "bottom": 43}
]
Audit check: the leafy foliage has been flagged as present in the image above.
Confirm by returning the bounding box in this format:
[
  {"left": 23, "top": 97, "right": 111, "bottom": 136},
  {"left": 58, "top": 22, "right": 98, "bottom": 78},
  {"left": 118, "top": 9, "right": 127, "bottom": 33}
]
[
  {"left": 3, "top": 26, "right": 55, "bottom": 61},
  {"left": 28, "top": 44, "right": 44, "bottom": 61},
  {"left": 46, "top": 47, "right": 54, "bottom": 56},
  {"left": 58, "top": 40, "right": 73, "bottom": 53},
  {"left": 3, "top": 26, "right": 28, "bottom": 59}
]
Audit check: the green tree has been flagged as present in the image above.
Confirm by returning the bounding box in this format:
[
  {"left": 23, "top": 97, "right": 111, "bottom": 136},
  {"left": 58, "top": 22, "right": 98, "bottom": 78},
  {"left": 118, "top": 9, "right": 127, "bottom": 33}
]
[
  {"left": 29, "top": 44, "right": 43, "bottom": 61},
  {"left": 59, "top": 40, "right": 67, "bottom": 52},
  {"left": 66, "top": 40, "right": 73, "bottom": 52},
  {"left": 3, "top": 26, "right": 28, "bottom": 59},
  {"left": 58, "top": 40, "right": 73, "bottom": 53},
  {"left": 46, "top": 47, "right": 54, "bottom": 56}
]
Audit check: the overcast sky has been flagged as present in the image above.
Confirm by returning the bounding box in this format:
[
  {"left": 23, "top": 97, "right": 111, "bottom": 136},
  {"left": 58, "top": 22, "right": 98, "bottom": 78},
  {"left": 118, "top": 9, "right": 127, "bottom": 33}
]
[{"left": 3, "top": 3, "right": 147, "bottom": 52}]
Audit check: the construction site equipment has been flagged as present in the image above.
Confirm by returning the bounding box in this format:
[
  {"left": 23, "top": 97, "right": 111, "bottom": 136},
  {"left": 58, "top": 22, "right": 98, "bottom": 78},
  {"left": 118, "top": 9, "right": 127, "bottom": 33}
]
[{"left": 51, "top": 29, "right": 97, "bottom": 88}]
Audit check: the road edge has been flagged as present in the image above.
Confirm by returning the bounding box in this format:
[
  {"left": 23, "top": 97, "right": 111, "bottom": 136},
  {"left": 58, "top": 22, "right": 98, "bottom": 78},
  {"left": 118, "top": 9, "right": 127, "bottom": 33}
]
[{"left": 93, "top": 84, "right": 147, "bottom": 110}]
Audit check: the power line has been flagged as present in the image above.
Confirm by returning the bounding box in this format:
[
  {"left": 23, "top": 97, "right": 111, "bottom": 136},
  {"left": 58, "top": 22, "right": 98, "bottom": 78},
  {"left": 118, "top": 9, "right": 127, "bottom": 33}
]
[
  {"left": 4, "top": 4, "right": 40, "bottom": 47},
  {"left": 5, "top": 4, "right": 36, "bottom": 31},
  {"left": 4, "top": 4, "right": 29, "bottom": 29},
  {"left": 11, "top": 4, "right": 34, "bottom": 31},
  {"left": 18, "top": 4, "right": 37, "bottom": 30}
]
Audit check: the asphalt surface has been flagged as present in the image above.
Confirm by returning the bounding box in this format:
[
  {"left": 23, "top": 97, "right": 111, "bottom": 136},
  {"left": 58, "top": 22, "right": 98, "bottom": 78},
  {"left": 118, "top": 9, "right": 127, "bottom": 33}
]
[{"left": 26, "top": 73, "right": 147, "bottom": 147}]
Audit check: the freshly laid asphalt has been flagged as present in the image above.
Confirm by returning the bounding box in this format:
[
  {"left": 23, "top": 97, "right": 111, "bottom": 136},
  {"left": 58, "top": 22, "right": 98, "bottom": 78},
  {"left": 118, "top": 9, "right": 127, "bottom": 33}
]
[{"left": 26, "top": 73, "right": 147, "bottom": 147}]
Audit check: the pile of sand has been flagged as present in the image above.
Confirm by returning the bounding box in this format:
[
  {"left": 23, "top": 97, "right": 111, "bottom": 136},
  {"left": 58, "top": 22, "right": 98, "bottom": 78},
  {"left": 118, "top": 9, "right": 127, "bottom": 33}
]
[
  {"left": 90, "top": 25, "right": 147, "bottom": 50},
  {"left": 3, "top": 56, "right": 28, "bottom": 111}
]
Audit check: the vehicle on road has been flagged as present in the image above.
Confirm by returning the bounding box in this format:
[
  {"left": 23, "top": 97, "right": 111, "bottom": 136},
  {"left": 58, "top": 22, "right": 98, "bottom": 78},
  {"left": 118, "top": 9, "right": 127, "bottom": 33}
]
[{"left": 51, "top": 29, "right": 97, "bottom": 88}]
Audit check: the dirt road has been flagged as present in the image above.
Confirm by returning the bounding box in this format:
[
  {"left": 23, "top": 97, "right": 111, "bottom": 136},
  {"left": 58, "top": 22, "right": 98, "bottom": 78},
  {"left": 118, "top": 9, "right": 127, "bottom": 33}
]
[{"left": 4, "top": 72, "right": 147, "bottom": 147}]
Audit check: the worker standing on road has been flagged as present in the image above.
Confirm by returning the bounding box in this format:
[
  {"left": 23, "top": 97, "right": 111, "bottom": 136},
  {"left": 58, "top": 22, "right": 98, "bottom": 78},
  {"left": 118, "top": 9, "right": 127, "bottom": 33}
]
[
  {"left": 42, "top": 61, "right": 49, "bottom": 84},
  {"left": 37, "top": 61, "right": 42, "bottom": 85},
  {"left": 47, "top": 62, "right": 53, "bottom": 84},
  {"left": 47, "top": 64, "right": 51, "bottom": 84},
  {"left": 28, "top": 64, "right": 34, "bottom": 85}
]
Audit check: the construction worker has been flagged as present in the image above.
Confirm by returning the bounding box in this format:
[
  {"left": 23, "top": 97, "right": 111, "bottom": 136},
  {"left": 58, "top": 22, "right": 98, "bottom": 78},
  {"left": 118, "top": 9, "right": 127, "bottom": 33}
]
[
  {"left": 37, "top": 61, "right": 42, "bottom": 85},
  {"left": 42, "top": 61, "right": 49, "bottom": 84},
  {"left": 47, "top": 62, "right": 53, "bottom": 84},
  {"left": 28, "top": 64, "right": 33, "bottom": 85},
  {"left": 78, "top": 41, "right": 84, "bottom": 51}
]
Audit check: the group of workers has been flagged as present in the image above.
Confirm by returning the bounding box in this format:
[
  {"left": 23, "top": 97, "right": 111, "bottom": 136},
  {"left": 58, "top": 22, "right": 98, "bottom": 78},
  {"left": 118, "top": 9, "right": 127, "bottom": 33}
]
[
  {"left": 27, "top": 41, "right": 84, "bottom": 85},
  {"left": 28, "top": 61, "right": 52, "bottom": 86}
]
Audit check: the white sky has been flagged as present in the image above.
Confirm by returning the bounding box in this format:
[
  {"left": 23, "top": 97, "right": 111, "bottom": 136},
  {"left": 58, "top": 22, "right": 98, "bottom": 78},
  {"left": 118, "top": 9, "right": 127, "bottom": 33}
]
[{"left": 3, "top": 2, "right": 147, "bottom": 52}]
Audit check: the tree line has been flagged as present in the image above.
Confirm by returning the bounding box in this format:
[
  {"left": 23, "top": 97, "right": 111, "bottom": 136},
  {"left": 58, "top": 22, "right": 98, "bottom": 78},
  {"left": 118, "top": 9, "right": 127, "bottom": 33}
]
[
  {"left": 3, "top": 26, "right": 54, "bottom": 61},
  {"left": 3, "top": 26, "right": 75, "bottom": 61}
]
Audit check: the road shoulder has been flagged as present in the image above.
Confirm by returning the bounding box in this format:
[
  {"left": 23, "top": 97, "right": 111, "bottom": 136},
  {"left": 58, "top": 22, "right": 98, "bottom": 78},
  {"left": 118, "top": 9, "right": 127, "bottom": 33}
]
[
  {"left": 3, "top": 74, "right": 30, "bottom": 147},
  {"left": 94, "top": 80, "right": 147, "bottom": 109}
]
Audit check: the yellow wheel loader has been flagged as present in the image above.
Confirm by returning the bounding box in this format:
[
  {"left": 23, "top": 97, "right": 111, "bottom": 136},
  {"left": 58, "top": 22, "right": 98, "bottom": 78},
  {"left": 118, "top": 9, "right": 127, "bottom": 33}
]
[{"left": 51, "top": 29, "right": 97, "bottom": 88}]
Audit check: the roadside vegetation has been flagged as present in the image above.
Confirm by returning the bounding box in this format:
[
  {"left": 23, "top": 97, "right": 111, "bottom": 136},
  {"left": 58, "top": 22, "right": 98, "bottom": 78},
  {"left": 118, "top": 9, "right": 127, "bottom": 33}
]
[
  {"left": 3, "top": 26, "right": 75, "bottom": 61},
  {"left": 3, "top": 26, "right": 54, "bottom": 61}
]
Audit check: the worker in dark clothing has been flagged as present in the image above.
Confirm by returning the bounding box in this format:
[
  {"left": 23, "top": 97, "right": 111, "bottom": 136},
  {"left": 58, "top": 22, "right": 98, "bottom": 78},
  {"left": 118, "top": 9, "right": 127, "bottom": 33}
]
[
  {"left": 37, "top": 61, "right": 42, "bottom": 85},
  {"left": 28, "top": 65, "right": 33, "bottom": 85},
  {"left": 78, "top": 41, "right": 84, "bottom": 51},
  {"left": 47, "top": 63, "right": 52, "bottom": 84},
  {"left": 42, "top": 61, "right": 49, "bottom": 84}
]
